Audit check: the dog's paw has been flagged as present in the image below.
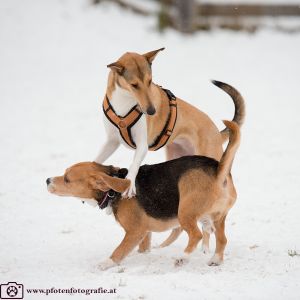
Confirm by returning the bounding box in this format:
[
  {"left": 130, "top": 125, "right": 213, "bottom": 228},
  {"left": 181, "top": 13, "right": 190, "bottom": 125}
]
[
  {"left": 207, "top": 254, "right": 223, "bottom": 266},
  {"left": 201, "top": 244, "right": 210, "bottom": 254},
  {"left": 138, "top": 248, "right": 150, "bottom": 254},
  {"left": 98, "top": 258, "right": 116, "bottom": 271},
  {"left": 122, "top": 182, "right": 136, "bottom": 198},
  {"left": 174, "top": 255, "right": 189, "bottom": 267}
]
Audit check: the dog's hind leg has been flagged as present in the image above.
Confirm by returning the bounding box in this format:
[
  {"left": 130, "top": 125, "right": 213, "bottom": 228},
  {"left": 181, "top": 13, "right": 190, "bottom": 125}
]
[
  {"left": 201, "top": 231, "right": 210, "bottom": 254},
  {"left": 175, "top": 202, "right": 203, "bottom": 266},
  {"left": 194, "top": 134, "right": 223, "bottom": 161},
  {"left": 208, "top": 215, "right": 227, "bottom": 266},
  {"left": 159, "top": 227, "right": 183, "bottom": 248},
  {"left": 138, "top": 232, "right": 152, "bottom": 253},
  {"left": 175, "top": 217, "right": 202, "bottom": 267},
  {"left": 180, "top": 218, "right": 202, "bottom": 255},
  {"left": 166, "top": 140, "right": 195, "bottom": 160}
]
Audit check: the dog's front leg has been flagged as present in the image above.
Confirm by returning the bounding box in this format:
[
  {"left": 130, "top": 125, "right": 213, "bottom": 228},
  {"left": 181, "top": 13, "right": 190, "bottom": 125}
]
[
  {"left": 94, "top": 118, "right": 120, "bottom": 163},
  {"left": 98, "top": 231, "right": 146, "bottom": 270},
  {"left": 123, "top": 115, "right": 148, "bottom": 197},
  {"left": 124, "top": 145, "right": 147, "bottom": 197},
  {"left": 94, "top": 138, "right": 120, "bottom": 164}
]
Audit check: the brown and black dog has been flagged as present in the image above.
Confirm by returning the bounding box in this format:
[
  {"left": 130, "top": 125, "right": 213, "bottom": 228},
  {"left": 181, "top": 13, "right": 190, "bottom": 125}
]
[
  {"left": 47, "top": 120, "right": 240, "bottom": 270},
  {"left": 95, "top": 49, "right": 245, "bottom": 253}
]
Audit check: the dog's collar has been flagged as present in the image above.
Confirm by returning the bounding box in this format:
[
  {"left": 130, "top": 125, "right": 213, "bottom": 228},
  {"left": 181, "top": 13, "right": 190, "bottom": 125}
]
[
  {"left": 96, "top": 168, "right": 128, "bottom": 210},
  {"left": 102, "top": 87, "right": 177, "bottom": 151},
  {"left": 97, "top": 190, "right": 116, "bottom": 209}
]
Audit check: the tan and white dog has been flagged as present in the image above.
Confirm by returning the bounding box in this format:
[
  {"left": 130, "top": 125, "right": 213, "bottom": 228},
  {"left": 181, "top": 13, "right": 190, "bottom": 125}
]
[
  {"left": 95, "top": 48, "right": 245, "bottom": 196},
  {"left": 95, "top": 48, "right": 245, "bottom": 252}
]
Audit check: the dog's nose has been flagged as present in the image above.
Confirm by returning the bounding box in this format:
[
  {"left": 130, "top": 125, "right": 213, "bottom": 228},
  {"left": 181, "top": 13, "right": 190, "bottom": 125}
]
[
  {"left": 146, "top": 106, "right": 156, "bottom": 115},
  {"left": 46, "top": 178, "right": 51, "bottom": 185}
]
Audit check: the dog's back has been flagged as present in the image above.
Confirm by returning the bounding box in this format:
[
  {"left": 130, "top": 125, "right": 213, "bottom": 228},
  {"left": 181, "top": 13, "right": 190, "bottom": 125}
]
[{"left": 135, "top": 156, "right": 217, "bottom": 219}]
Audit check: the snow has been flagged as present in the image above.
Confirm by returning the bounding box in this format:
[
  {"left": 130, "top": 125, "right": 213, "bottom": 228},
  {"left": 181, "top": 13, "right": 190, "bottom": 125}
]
[{"left": 1, "top": 0, "right": 300, "bottom": 299}]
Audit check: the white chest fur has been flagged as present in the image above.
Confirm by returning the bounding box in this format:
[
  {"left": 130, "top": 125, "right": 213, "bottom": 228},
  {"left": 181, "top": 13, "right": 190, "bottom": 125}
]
[
  {"left": 98, "top": 85, "right": 149, "bottom": 197},
  {"left": 109, "top": 85, "right": 138, "bottom": 116},
  {"left": 103, "top": 85, "right": 148, "bottom": 149}
]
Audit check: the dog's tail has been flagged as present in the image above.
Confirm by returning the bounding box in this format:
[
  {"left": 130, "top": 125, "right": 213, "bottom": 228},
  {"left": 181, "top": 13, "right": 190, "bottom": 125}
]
[
  {"left": 211, "top": 80, "right": 245, "bottom": 143},
  {"left": 217, "top": 120, "right": 241, "bottom": 184}
]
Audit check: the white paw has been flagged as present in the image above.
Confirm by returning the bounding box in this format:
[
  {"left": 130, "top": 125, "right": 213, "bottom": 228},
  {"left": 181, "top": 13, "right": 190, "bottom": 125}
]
[
  {"left": 174, "top": 254, "right": 189, "bottom": 267},
  {"left": 122, "top": 181, "right": 136, "bottom": 198},
  {"left": 98, "top": 258, "right": 116, "bottom": 271},
  {"left": 207, "top": 254, "right": 223, "bottom": 266}
]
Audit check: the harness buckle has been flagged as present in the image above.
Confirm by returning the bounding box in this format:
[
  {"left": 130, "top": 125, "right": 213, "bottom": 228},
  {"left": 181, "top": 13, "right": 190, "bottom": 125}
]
[
  {"left": 118, "top": 120, "right": 127, "bottom": 129},
  {"left": 166, "top": 130, "right": 173, "bottom": 136}
]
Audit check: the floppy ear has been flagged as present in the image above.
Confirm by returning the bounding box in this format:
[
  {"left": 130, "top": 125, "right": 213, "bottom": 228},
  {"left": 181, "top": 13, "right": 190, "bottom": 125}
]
[
  {"left": 107, "top": 61, "right": 124, "bottom": 75},
  {"left": 143, "top": 47, "right": 165, "bottom": 64},
  {"left": 101, "top": 173, "right": 130, "bottom": 193},
  {"left": 91, "top": 173, "right": 130, "bottom": 193}
]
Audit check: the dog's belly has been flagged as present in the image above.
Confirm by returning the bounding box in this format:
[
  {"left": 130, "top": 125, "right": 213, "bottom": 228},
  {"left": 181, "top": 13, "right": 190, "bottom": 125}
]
[
  {"left": 166, "top": 138, "right": 195, "bottom": 160},
  {"left": 146, "top": 216, "right": 179, "bottom": 232}
]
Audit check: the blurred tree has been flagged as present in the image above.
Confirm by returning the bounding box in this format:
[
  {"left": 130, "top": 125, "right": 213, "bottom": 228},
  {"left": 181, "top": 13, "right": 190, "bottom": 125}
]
[
  {"left": 92, "top": 0, "right": 300, "bottom": 34},
  {"left": 175, "top": 0, "right": 196, "bottom": 33}
]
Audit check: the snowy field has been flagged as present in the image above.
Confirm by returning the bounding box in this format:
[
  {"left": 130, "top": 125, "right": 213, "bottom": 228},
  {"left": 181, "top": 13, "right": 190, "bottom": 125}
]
[{"left": 1, "top": 0, "right": 300, "bottom": 299}]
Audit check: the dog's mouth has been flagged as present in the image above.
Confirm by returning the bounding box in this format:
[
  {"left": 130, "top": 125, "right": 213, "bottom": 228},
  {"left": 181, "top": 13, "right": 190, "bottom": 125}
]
[{"left": 47, "top": 184, "right": 55, "bottom": 193}]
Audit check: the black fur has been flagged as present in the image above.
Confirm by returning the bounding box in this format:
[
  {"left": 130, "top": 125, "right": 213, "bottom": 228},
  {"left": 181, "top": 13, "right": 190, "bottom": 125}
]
[{"left": 134, "top": 155, "right": 218, "bottom": 220}]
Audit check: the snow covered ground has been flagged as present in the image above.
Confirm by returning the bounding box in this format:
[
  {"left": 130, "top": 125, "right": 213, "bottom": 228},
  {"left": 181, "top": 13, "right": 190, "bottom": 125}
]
[{"left": 1, "top": 0, "right": 300, "bottom": 299}]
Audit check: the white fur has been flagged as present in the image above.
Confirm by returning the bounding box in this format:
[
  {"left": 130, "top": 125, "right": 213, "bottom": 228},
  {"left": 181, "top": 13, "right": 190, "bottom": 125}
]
[
  {"left": 200, "top": 216, "right": 215, "bottom": 234},
  {"left": 98, "top": 258, "right": 116, "bottom": 271},
  {"left": 95, "top": 85, "right": 148, "bottom": 197},
  {"left": 78, "top": 198, "right": 98, "bottom": 207},
  {"left": 105, "top": 204, "right": 113, "bottom": 215}
]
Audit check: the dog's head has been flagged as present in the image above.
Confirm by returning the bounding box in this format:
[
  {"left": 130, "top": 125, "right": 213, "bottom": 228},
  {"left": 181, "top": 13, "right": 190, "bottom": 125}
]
[
  {"left": 46, "top": 162, "right": 130, "bottom": 203},
  {"left": 107, "top": 48, "right": 165, "bottom": 115}
]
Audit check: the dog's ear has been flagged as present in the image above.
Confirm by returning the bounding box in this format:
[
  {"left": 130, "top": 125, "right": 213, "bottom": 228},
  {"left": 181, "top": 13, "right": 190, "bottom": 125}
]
[
  {"left": 143, "top": 47, "right": 165, "bottom": 64},
  {"left": 101, "top": 173, "right": 130, "bottom": 193},
  {"left": 90, "top": 173, "right": 130, "bottom": 193},
  {"left": 89, "top": 174, "right": 109, "bottom": 191},
  {"left": 107, "top": 61, "right": 124, "bottom": 75}
]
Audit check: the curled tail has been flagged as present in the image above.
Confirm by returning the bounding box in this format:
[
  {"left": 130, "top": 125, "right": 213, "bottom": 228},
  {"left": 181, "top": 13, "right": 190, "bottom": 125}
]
[
  {"left": 212, "top": 80, "right": 245, "bottom": 143},
  {"left": 217, "top": 120, "right": 241, "bottom": 184}
]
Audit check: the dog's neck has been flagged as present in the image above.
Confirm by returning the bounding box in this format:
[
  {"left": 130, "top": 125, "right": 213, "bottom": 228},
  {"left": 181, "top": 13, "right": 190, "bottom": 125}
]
[{"left": 109, "top": 84, "right": 137, "bottom": 117}]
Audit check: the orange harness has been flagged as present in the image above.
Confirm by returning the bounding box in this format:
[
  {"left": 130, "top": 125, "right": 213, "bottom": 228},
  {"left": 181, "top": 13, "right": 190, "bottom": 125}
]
[{"left": 102, "top": 88, "right": 177, "bottom": 151}]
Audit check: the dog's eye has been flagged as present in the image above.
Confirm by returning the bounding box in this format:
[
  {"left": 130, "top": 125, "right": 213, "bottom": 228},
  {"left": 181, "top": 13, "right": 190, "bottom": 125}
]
[
  {"left": 64, "top": 176, "right": 70, "bottom": 184},
  {"left": 131, "top": 83, "right": 138, "bottom": 89}
]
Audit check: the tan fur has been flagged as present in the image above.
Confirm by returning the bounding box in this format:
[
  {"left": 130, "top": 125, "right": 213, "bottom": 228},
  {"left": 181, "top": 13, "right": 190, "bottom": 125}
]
[
  {"left": 105, "top": 49, "right": 245, "bottom": 249},
  {"left": 47, "top": 121, "right": 240, "bottom": 267},
  {"left": 107, "top": 49, "right": 223, "bottom": 160}
]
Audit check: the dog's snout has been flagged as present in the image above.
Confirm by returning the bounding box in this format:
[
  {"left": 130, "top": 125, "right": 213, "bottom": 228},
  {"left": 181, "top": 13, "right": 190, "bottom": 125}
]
[
  {"left": 146, "top": 106, "right": 156, "bottom": 115},
  {"left": 46, "top": 178, "right": 51, "bottom": 185}
]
